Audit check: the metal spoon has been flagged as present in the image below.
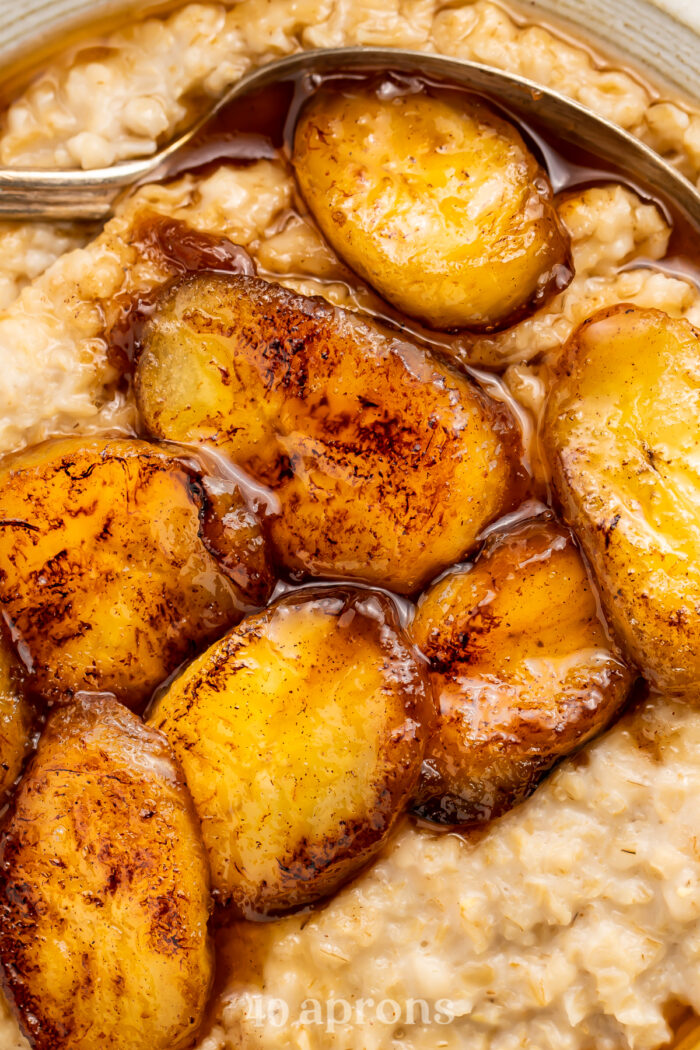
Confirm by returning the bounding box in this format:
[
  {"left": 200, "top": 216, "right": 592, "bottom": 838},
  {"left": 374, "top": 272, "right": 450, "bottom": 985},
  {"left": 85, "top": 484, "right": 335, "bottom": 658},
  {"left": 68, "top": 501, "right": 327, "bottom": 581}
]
[{"left": 1, "top": 45, "right": 699, "bottom": 225}]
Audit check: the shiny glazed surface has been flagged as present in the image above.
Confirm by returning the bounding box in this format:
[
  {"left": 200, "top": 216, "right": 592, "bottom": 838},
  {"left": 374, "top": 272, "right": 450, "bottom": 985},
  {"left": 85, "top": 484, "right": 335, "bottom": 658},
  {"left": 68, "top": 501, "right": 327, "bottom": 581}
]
[
  {"left": 0, "top": 641, "right": 32, "bottom": 803},
  {"left": 543, "top": 305, "right": 700, "bottom": 695},
  {"left": 0, "top": 436, "right": 272, "bottom": 708},
  {"left": 411, "top": 517, "right": 635, "bottom": 825},
  {"left": 149, "top": 588, "right": 432, "bottom": 915},
  {"left": 0, "top": 696, "right": 213, "bottom": 1050},
  {"left": 293, "top": 82, "right": 572, "bottom": 331},
  {"left": 136, "top": 272, "right": 522, "bottom": 594},
  {"left": 0, "top": 1, "right": 699, "bottom": 1048}
]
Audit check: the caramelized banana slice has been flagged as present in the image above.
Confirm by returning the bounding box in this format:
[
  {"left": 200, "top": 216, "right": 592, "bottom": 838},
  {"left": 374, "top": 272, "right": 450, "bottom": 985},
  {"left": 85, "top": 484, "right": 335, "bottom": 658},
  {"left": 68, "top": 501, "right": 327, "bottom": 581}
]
[
  {"left": 136, "top": 273, "right": 522, "bottom": 594},
  {"left": 410, "top": 518, "right": 633, "bottom": 826},
  {"left": 0, "top": 697, "right": 213, "bottom": 1050},
  {"left": 0, "top": 437, "right": 273, "bottom": 708},
  {"left": 0, "top": 641, "right": 33, "bottom": 803},
  {"left": 148, "top": 589, "right": 432, "bottom": 915},
  {"left": 543, "top": 304, "right": 700, "bottom": 694},
  {"left": 293, "top": 83, "right": 572, "bottom": 331}
]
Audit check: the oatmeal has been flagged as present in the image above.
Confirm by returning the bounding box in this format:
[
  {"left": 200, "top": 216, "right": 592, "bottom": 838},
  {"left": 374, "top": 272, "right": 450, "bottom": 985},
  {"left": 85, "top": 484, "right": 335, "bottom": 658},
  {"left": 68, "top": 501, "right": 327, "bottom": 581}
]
[
  {"left": 1, "top": 3, "right": 700, "bottom": 1050},
  {"left": 209, "top": 697, "right": 700, "bottom": 1050},
  {"left": 1, "top": 0, "right": 698, "bottom": 179}
]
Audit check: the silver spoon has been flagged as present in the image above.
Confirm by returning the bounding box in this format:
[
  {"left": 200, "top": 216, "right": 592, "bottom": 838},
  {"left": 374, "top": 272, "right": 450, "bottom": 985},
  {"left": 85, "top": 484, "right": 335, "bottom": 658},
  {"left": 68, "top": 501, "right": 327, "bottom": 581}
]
[{"left": 1, "top": 45, "right": 699, "bottom": 225}]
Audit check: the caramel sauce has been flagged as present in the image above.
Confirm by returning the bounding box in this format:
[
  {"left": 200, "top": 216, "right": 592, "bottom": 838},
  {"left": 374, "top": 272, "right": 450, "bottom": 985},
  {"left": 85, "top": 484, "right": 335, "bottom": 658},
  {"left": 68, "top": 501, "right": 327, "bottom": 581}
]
[
  {"left": 113, "top": 69, "right": 700, "bottom": 520},
  {"left": 142, "top": 68, "right": 700, "bottom": 314},
  {"left": 111, "top": 83, "right": 700, "bottom": 1046},
  {"left": 108, "top": 215, "right": 255, "bottom": 373},
  {"left": 8, "top": 54, "right": 700, "bottom": 1050}
]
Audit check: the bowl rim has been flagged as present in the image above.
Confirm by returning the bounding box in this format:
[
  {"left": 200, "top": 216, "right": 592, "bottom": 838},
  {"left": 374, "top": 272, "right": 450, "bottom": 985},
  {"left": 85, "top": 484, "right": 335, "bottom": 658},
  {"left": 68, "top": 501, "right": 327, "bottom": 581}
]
[{"left": 0, "top": 0, "right": 698, "bottom": 105}]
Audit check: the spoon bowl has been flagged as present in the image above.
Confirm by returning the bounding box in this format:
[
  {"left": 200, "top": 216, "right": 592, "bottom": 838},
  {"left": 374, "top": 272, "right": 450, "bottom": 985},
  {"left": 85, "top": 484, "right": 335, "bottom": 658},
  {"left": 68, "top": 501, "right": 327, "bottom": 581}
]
[{"left": 1, "top": 46, "right": 699, "bottom": 225}]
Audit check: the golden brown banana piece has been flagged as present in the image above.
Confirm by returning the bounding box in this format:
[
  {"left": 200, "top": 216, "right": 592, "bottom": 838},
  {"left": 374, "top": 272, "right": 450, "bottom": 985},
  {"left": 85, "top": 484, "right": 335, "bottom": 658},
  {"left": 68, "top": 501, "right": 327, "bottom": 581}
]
[
  {"left": 0, "top": 641, "right": 33, "bottom": 803},
  {"left": 411, "top": 517, "right": 634, "bottom": 826},
  {"left": 0, "top": 436, "right": 273, "bottom": 709},
  {"left": 149, "top": 588, "right": 433, "bottom": 915},
  {"left": 0, "top": 697, "right": 213, "bottom": 1050},
  {"left": 293, "top": 82, "right": 572, "bottom": 331},
  {"left": 543, "top": 305, "right": 700, "bottom": 695},
  {"left": 136, "top": 272, "right": 522, "bottom": 594}
]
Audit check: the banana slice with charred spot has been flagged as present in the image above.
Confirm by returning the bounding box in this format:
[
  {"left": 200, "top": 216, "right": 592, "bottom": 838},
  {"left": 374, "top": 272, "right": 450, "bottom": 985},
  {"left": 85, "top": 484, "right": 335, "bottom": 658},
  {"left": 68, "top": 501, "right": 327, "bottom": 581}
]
[
  {"left": 0, "top": 436, "right": 273, "bottom": 709},
  {"left": 543, "top": 305, "right": 700, "bottom": 695},
  {"left": 0, "top": 696, "right": 213, "bottom": 1050},
  {"left": 136, "top": 272, "right": 523, "bottom": 594},
  {"left": 148, "top": 588, "right": 433, "bottom": 915},
  {"left": 0, "top": 640, "right": 33, "bottom": 804},
  {"left": 411, "top": 517, "right": 634, "bottom": 826}
]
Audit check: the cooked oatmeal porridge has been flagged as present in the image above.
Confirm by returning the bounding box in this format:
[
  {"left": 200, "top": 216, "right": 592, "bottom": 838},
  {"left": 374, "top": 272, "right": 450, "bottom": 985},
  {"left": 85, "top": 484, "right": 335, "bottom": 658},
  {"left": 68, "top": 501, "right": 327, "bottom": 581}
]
[{"left": 1, "top": 3, "right": 700, "bottom": 1050}]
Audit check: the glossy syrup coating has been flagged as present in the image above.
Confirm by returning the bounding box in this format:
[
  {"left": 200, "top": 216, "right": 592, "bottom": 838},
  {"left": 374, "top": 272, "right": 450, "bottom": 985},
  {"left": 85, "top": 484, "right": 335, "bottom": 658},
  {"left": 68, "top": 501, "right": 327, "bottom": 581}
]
[
  {"left": 136, "top": 272, "right": 523, "bottom": 594},
  {"left": 0, "top": 436, "right": 273, "bottom": 709},
  {"left": 148, "top": 588, "right": 433, "bottom": 916},
  {"left": 410, "top": 517, "right": 634, "bottom": 826},
  {"left": 543, "top": 305, "right": 700, "bottom": 696},
  {"left": 0, "top": 640, "right": 33, "bottom": 804},
  {"left": 293, "top": 83, "right": 572, "bottom": 331},
  {"left": 0, "top": 696, "right": 213, "bottom": 1050}
]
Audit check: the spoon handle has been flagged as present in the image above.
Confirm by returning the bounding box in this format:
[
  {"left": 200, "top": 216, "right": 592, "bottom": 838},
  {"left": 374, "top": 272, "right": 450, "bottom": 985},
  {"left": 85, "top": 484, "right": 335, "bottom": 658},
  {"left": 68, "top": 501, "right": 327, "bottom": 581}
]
[
  {"left": 0, "top": 162, "right": 150, "bottom": 220},
  {"left": 0, "top": 48, "right": 699, "bottom": 228}
]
